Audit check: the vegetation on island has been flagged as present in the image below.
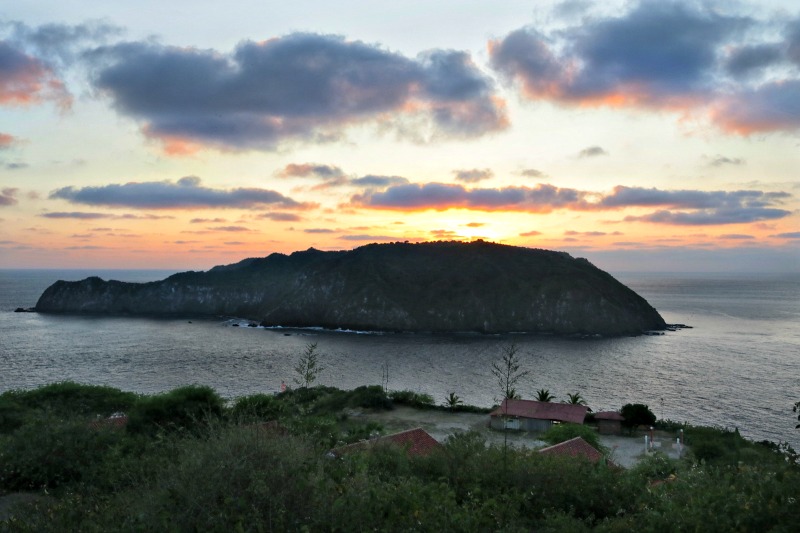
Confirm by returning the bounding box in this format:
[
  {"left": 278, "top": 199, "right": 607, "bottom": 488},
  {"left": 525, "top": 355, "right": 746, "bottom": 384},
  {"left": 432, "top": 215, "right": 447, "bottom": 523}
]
[{"left": 1, "top": 379, "right": 799, "bottom": 531}]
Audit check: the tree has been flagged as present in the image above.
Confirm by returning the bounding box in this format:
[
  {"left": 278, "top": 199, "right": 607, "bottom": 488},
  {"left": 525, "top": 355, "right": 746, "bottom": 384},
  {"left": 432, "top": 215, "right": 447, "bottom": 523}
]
[
  {"left": 293, "top": 343, "right": 324, "bottom": 388},
  {"left": 491, "top": 343, "right": 529, "bottom": 402},
  {"left": 536, "top": 389, "right": 555, "bottom": 402},
  {"left": 444, "top": 392, "right": 463, "bottom": 409},
  {"left": 621, "top": 403, "right": 656, "bottom": 430},
  {"left": 567, "top": 392, "right": 592, "bottom": 412},
  {"left": 490, "top": 343, "right": 530, "bottom": 460}
]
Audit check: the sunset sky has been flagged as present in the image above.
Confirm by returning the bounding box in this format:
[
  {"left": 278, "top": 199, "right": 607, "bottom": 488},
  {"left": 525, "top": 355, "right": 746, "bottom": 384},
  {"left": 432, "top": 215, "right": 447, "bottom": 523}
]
[{"left": 1, "top": 0, "right": 798, "bottom": 272}]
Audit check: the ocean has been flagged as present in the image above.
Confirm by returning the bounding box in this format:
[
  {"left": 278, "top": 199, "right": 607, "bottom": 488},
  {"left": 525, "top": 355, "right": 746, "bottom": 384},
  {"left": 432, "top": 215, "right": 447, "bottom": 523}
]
[{"left": 1, "top": 268, "right": 798, "bottom": 448}]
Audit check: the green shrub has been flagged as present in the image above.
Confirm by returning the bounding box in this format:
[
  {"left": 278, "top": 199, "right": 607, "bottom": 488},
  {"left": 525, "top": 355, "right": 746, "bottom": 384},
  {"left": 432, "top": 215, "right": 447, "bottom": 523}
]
[
  {"left": 542, "top": 423, "right": 604, "bottom": 452},
  {"left": 229, "top": 393, "right": 284, "bottom": 421},
  {"left": 389, "top": 389, "right": 434, "bottom": 408},
  {"left": 127, "top": 385, "right": 224, "bottom": 434},
  {"left": 1, "top": 382, "right": 137, "bottom": 419},
  {"left": 349, "top": 385, "right": 393, "bottom": 410},
  {"left": 0, "top": 417, "right": 126, "bottom": 491}
]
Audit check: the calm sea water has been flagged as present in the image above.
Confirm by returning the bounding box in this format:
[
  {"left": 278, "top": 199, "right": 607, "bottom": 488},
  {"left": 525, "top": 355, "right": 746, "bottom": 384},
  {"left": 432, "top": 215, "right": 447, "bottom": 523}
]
[{"left": 1, "top": 268, "right": 798, "bottom": 447}]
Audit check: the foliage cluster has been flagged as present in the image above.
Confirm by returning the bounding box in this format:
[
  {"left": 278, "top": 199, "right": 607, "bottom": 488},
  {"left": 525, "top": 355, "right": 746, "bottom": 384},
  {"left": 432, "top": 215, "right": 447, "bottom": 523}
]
[
  {"left": 1, "top": 383, "right": 799, "bottom": 531},
  {"left": 620, "top": 403, "right": 657, "bottom": 429}
]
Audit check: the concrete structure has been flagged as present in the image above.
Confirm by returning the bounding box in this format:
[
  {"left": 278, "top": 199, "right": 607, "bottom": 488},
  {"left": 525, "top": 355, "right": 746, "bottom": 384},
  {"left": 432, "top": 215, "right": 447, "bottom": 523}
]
[{"left": 489, "top": 399, "right": 588, "bottom": 432}]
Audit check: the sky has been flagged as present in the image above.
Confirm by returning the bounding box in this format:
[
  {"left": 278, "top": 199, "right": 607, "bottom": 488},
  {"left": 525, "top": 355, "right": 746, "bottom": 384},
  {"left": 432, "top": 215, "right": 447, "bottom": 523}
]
[{"left": 1, "top": 0, "right": 798, "bottom": 273}]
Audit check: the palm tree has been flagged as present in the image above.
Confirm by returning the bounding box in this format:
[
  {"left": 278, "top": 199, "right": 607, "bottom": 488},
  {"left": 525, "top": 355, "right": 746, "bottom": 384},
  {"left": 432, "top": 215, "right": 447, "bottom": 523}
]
[
  {"left": 535, "top": 388, "right": 555, "bottom": 402},
  {"left": 566, "top": 392, "right": 587, "bottom": 406},
  {"left": 444, "top": 392, "right": 463, "bottom": 409}
]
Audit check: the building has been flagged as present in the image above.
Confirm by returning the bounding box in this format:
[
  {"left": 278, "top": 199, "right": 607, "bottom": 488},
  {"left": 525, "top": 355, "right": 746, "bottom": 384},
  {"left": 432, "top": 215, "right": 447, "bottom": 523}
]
[
  {"left": 330, "top": 427, "right": 441, "bottom": 458},
  {"left": 593, "top": 411, "right": 625, "bottom": 435},
  {"left": 538, "top": 436, "right": 605, "bottom": 464},
  {"left": 489, "top": 399, "right": 588, "bottom": 432}
]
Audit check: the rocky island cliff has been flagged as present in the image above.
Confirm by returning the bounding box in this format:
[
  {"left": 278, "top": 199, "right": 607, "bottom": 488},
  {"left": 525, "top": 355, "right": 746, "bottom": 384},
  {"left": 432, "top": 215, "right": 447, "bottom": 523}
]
[{"left": 35, "top": 241, "right": 666, "bottom": 335}]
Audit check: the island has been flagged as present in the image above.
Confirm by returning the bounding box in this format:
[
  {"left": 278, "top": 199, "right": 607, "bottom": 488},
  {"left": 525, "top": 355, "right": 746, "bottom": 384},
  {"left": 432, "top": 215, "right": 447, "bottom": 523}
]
[{"left": 34, "top": 241, "right": 666, "bottom": 336}]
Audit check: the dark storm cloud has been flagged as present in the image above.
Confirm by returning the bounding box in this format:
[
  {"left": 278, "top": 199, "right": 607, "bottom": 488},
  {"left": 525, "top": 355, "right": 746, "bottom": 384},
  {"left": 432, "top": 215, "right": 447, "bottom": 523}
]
[
  {"left": 49, "top": 176, "right": 311, "bottom": 210},
  {"left": 453, "top": 168, "right": 493, "bottom": 183},
  {"left": 89, "top": 33, "right": 507, "bottom": 151},
  {"left": 489, "top": 1, "right": 800, "bottom": 134}
]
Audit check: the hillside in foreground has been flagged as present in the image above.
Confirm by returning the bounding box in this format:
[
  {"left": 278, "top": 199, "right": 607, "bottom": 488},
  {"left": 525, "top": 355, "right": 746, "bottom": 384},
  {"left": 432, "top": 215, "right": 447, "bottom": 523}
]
[{"left": 35, "top": 241, "right": 666, "bottom": 335}]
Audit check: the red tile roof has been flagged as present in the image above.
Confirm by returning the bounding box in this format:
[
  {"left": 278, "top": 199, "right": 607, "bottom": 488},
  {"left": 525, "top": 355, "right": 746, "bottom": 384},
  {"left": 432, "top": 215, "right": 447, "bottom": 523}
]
[
  {"left": 538, "top": 437, "right": 604, "bottom": 463},
  {"left": 490, "top": 399, "right": 588, "bottom": 424},
  {"left": 331, "top": 427, "right": 441, "bottom": 457},
  {"left": 593, "top": 411, "right": 625, "bottom": 421}
]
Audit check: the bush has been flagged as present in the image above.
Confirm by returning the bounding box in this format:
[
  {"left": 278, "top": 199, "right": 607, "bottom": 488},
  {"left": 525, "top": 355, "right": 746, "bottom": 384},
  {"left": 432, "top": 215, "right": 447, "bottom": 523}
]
[
  {"left": 0, "top": 417, "right": 126, "bottom": 491},
  {"left": 349, "top": 385, "right": 393, "bottom": 410},
  {"left": 127, "top": 385, "right": 224, "bottom": 434},
  {"left": 389, "top": 390, "right": 434, "bottom": 408},
  {"left": 541, "top": 423, "right": 604, "bottom": 452},
  {"left": 1, "top": 382, "right": 137, "bottom": 419},
  {"left": 229, "top": 393, "right": 284, "bottom": 421}
]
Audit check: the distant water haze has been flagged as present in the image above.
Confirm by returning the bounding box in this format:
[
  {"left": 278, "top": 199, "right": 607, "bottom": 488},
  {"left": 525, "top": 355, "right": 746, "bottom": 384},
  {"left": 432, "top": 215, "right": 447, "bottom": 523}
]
[{"left": 1, "top": 268, "right": 798, "bottom": 448}]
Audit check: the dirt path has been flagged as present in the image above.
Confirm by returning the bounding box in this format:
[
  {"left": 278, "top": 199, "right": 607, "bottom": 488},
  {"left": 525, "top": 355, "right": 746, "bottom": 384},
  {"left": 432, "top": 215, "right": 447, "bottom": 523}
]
[{"left": 356, "top": 406, "right": 686, "bottom": 467}]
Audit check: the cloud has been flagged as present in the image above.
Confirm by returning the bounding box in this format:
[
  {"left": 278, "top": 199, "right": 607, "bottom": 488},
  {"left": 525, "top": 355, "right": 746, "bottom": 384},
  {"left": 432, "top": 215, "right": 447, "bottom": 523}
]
[
  {"left": 564, "top": 230, "right": 607, "bottom": 236},
  {"left": 489, "top": 1, "right": 800, "bottom": 134},
  {"left": 208, "top": 226, "right": 252, "bottom": 232},
  {"left": 520, "top": 230, "right": 542, "bottom": 236},
  {"left": 49, "top": 176, "right": 312, "bottom": 210},
  {"left": 578, "top": 146, "right": 607, "bottom": 158},
  {"left": 465, "top": 222, "right": 485, "bottom": 228},
  {"left": 351, "top": 182, "right": 588, "bottom": 212},
  {"left": 0, "top": 187, "right": 18, "bottom": 206},
  {"left": 39, "top": 211, "right": 175, "bottom": 220},
  {"left": 719, "top": 234, "right": 754, "bottom": 239},
  {"left": 304, "top": 228, "right": 336, "bottom": 234},
  {"left": 0, "top": 39, "right": 69, "bottom": 107},
  {"left": 4, "top": 162, "right": 28, "bottom": 170},
  {"left": 0, "top": 132, "right": 17, "bottom": 148},
  {"left": 278, "top": 163, "right": 345, "bottom": 180},
  {"left": 40, "top": 211, "right": 110, "bottom": 219},
  {"left": 351, "top": 181, "right": 793, "bottom": 226},
  {"left": 89, "top": 33, "right": 507, "bottom": 152},
  {"left": 723, "top": 44, "right": 783, "bottom": 78},
  {"left": 7, "top": 20, "right": 122, "bottom": 66},
  {"left": 190, "top": 217, "right": 227, "bottom": 223},
  {"left": 710, "top": 155, "right": 744, "bottom": 167},
  {"left": 710, "top": 80, "right": 800, "bottom": 134},
  {"left": 453, "top": 168, "right": 493, "bottom": 183},
  {"left": 337, "top": 234, "right": 397, "bottom": 242},
  {"left": 520, "top": 168, "right": 546, "bottom": 178},
  {"left": 350, "top": 175, "right": 409, "bottom": 188},
  {"left": 771, "top": 232, "right": 800, "bottom": 238},
  {"left": 256, "top": 212, "right": 303, "bottom": 222}
]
